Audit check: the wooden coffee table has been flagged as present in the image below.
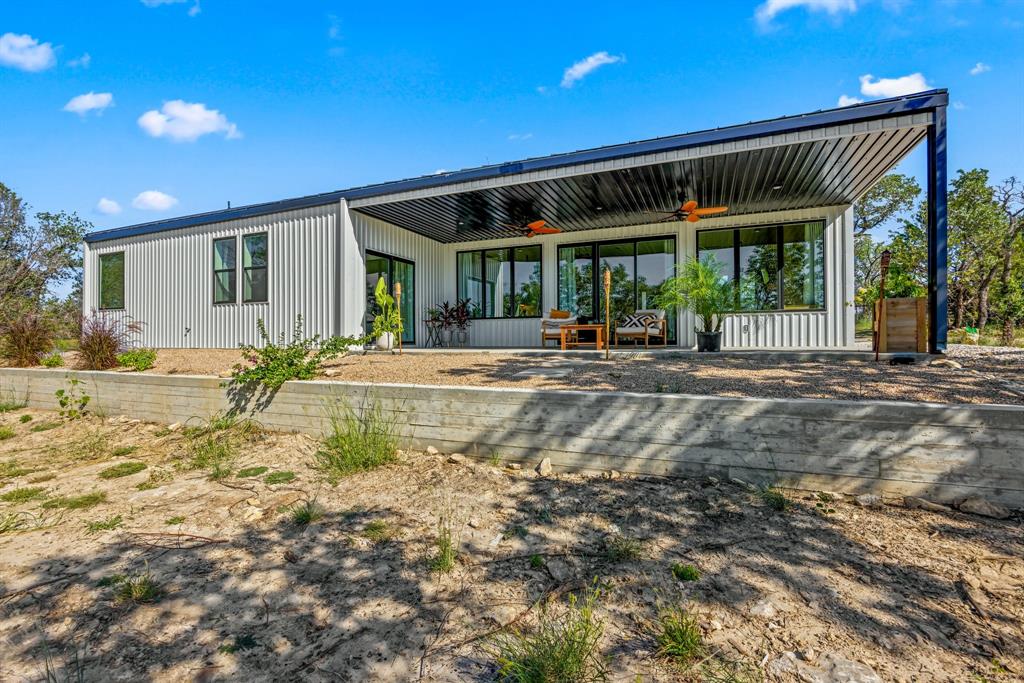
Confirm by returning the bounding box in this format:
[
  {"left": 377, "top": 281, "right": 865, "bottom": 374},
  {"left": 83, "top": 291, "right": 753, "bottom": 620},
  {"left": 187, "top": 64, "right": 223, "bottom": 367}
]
[{"left": 559, "top": 324, "right": 606, "bottom": 350}]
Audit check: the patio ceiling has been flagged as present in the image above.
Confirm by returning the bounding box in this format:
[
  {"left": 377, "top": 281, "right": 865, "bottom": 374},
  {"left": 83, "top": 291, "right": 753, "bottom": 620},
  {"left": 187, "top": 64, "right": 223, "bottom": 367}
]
[{"left": 352, "top": 117, "right": 931, "bottom": 243}]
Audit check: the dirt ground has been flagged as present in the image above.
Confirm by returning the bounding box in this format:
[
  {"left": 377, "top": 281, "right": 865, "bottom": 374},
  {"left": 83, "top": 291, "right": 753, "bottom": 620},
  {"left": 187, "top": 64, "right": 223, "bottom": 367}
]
[
  {"left": 53, "top": 343, "right": 1024, "bottom": 406},
  {"left": 1, "top": 409, "right": 1021, "bottom": 682}
]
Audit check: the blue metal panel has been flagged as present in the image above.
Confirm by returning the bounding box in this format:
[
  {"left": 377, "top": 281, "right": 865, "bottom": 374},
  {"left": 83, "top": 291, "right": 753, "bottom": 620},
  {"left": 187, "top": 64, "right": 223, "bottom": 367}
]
[{"left": 927, "top": 105, "right": 949, "bottom": 353}]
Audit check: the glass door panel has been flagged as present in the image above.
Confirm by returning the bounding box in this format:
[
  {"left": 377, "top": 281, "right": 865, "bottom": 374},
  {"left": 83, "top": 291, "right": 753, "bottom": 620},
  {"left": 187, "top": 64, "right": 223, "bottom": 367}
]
[
  {"left": 557, "top": 245, "right": 594, "bottom": 319},
  {"left": 636, "top": 238, "right": 676, "bottom": 342},
  {"left": 393, "top": 259, "right": 415, "bottom": 343},
  {"left": 598, "top": 242, "right": 635, "bottom": 326},
  {"left": 365, "top": 251, "right": 415, "bottom": 344}
]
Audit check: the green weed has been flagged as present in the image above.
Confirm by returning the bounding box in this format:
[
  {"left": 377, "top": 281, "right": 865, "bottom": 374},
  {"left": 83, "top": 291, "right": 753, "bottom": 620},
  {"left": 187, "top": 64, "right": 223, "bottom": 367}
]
[
  {"left": 0, "top": 487, "right": 47, "bottom": 503},
  {"left": 42, "top": 492, "right": 106, "bottom": 510},
  {"left": 759, "top": 487, "right": 792, "bottom": 512},
  {"left": 489, "top": 585, "right": 607, "bottom": 682},
  {"left": 30, "top": 422, "right": 60, "bottom": 433},
  {"left": 41, "top": 352, "right": 64, "bottom": 368},
  {"left": 314, "top": 399, "right": 398, "bottom": 481},
  {"left": 671, "top": 563, "right": 701, "bottom": 582},
  {"left": 430, "top": 505, "right": 459, "bottom": 573},
  {"left": 217, "top": 634, "right": 259, "bottom": 654},
  {"left": 264, "top": 471, "right": 296, "bottom": 485},
  {"left": 111, "top": 445, "right": 138, "bottom": 457},
  {"left": 654, "top": 606, "right": 704, "bottom": 664},
  {"left": 110, "top": 570, "right": 162, "bottom": 603},
  {"left": 0, "top": 511, "right": 27, "bottom": 534},
  {"left": 85, "top": 515, "right": 123, "bottom": 533},
  {"left": 363, "top": 519, "right": 395, "bottom": 543},
  {"left": 98, "top": 462, "right": 146, "bottom": 479},
  {"left": 0, "top": 426, "right": 14, "bottom": 440},
  {"left": 529, "top": 554, "right": 546, "bottom": 569},
  {"left": 165, "top": 515, "right": 185, "bottom": 525},
  {"left": 236, "top": 466, "right": 268, "bottom": 478},
  {"left": 0, "top": 461, "right": 32, "bottom": 478},
  {"left": 19, "top": 414, "right": 32, "bottom": 423},
  {"left": 288, "top": 499, "right": 325, "bottom": 526},
  {"left": 602, "top": 534, "right": 645, "bottom": 562},
  {"left": 116, "top": 348, "right": 157, "bottom": 372}
]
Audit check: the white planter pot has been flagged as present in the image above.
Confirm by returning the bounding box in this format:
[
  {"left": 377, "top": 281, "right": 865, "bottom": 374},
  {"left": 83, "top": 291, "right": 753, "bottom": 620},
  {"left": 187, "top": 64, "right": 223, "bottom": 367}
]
[{"left": 377, "top": 332, "right": 395, "bottom": 351}]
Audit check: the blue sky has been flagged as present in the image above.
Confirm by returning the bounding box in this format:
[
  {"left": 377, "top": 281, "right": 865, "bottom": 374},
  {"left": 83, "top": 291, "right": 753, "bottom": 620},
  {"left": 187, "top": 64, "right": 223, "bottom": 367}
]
[{"left": 1, "top": 0, "right": 1022, "bottom": 237}]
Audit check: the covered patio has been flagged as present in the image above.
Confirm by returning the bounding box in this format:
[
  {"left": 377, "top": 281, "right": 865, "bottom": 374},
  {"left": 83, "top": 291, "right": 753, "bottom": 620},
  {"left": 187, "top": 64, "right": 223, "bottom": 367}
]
[{"left": 346, "top": 90, "right": 949, "bottom": 353}]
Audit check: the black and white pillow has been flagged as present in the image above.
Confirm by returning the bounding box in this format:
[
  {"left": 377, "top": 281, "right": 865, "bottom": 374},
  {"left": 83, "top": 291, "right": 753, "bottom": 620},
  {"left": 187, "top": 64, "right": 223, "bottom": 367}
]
[{"left": 622, "top": 313, "right": 655, "bottom": 328}]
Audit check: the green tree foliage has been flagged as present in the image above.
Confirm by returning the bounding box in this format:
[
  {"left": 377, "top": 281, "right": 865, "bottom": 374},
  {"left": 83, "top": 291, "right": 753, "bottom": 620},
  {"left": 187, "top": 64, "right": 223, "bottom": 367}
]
[{"left": 0, "top": 183, "right": 89, "bottom": 323}]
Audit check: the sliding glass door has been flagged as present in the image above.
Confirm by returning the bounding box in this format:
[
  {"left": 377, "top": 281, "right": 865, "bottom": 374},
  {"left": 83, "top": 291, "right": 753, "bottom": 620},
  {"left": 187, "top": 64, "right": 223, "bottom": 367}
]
[
  {"left": 365, "top": 251, "right": 415, "bottom": 344},
  {"left": 557, "top": 236, "right": 676, "bottom": 343}
]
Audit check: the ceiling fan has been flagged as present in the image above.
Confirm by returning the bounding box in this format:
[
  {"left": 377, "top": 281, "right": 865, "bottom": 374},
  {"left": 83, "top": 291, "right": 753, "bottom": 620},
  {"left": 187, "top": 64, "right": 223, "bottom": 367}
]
[
  {"left": 649, "top": 193, "right": 729, "bottom": 223},
  {"left": 501, "top": 219, "right": 562, "bottom": 238}
]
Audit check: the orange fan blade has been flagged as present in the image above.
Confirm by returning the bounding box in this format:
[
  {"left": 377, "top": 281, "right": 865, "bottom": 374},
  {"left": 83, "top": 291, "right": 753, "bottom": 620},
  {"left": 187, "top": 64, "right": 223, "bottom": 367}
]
[
  {"left": 526, "top": 220, "right": 547, "bottom": 230},
  {"left": 532, "top": 225, "right": 561, "bottom": 234},
  {"left": 681, "top": 200, "right": 698, "bottom": 213},
  {"left": 693, "top": 206, "right": 728, "bottom": 216},
  {"left": 686, "top": 213, "right": 700, "bottom": 223}
]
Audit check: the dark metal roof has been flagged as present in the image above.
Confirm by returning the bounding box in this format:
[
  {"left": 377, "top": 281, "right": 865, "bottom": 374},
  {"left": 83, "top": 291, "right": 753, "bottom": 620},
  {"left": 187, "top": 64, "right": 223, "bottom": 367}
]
[{"left": 85, "top": 90, "right": 947, "bottom": 243}]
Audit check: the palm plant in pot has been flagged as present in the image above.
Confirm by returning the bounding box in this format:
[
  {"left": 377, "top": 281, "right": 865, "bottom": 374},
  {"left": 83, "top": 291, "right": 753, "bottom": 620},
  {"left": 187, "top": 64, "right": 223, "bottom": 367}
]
[
  {"left": 656, "top": 255, "right": 732, "bottom": 351},
  {"left": 371, "top": 277, "right": 402, "bottom": 351}
]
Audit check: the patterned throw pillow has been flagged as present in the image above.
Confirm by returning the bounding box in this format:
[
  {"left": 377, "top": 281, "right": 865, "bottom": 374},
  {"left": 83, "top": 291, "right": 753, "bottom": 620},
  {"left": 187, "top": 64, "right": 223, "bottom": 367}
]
[{"left": 622, "top": 313, "right": 655, "bottom": 328}]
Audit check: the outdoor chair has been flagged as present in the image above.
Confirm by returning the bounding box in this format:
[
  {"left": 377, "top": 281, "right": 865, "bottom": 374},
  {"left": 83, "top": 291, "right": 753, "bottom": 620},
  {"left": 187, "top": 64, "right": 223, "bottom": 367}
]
[
  {"left": 540, "top": 309, "right": 578, "bottom": 347},
  {"left": 614, "top": 309, "right": 668, "bottom": 348}
]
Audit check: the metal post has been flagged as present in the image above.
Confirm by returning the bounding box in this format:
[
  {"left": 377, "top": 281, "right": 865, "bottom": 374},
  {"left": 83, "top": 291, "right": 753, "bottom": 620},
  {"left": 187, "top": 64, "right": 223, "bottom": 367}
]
[
  {"left": 603, "top": 268, "right": 611, "bottom": 360},
  {"left": 927, "top": 105, "right": 948, "bottom": 354}
]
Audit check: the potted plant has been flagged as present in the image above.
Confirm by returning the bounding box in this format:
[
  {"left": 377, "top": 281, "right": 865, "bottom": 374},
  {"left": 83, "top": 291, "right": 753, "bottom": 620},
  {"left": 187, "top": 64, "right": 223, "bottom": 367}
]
[
  {"left": 452, "top": 298, "right": 472, "bottom": 346},
  {"left": 436, "top": 301, "right": 456, "bottom": 347},
  {"left": 371, "top": 277, "right": 402, "bottom": 351},
  {"left": 656, "top": 255, "right": 733, "bottom": 352}
]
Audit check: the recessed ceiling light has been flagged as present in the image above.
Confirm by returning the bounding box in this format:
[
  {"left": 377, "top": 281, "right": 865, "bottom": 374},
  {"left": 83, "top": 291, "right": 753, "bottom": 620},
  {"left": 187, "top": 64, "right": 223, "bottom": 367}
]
[
  {"left": 595, "top": 206, "right": 603, "bottom": 211},
  {"left": 771, "top": 184, "right": 784, "bottom": 191}
]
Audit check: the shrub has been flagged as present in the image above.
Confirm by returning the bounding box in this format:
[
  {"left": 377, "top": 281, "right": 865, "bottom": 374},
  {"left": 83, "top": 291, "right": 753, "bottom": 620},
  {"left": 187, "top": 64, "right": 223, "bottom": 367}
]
[
  {"left": 490, "top": 585, "right": 607, "bottom": 683},
  {"left": 430, "top": 507, "right": 458, "bottom": 573},
  {"left": 314, "top": 399, "right": 398, "bottom": 480},
  {"left": 98, "top": 462, "right": 147, "bottom": 479},
  {"left": 19, "top": 414, "right": 32, "bottom": 423},
  {"left": 0, "top": 426, "right": 13, "bottom": 441},
  {"left": 0, "top": 313, "right": 55, "bottom": 367},
  {"left": 55, "top": 377, "right": 91, "bottom": 420},
  {"left": 116, "top": 348, "right": 157, "bottom": 372},
  {"left": 230, "top": 316, "right": 365, "bottom": 390},
  {"left": 759, "top": 486, "right": 792, "bottom": 512},
  {"left": 602, "top": 534, "right": 645, "bottom": 562},
  {"left": 41, "top": 352, "right": 64, "bottom": 368},
  {"left": 110, "top": 570, "right": 162, "bottom": 603},
  {"left": 671, "top": 563, "right": 701, "bottom": 582},
  {"left": 654, "top": 605, "right": 704, "bottom": 664},
  {"left": 78, "top": 313, "right": 141, "bottom": 370}
]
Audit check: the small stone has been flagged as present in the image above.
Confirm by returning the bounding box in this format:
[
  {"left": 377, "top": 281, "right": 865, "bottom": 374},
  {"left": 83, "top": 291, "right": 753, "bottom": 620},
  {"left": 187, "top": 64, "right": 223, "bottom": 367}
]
[
  {"left": 546, "top": 558, "right": 571, "bottom": 582},
  {"left": 167, "top": 422, "right": 182, "bottom": 432},
  {"left": 535, "top": 458, "right": 553, "bottom": 477},
  {"left": 855, "top": 493, "right": 883, "bottom": 508},
  {"left": 246, "top": 497, "right": 260, "bottom": 507},
  {"left": 426, "top": 446, "right": 439, "bottom": 455},
  {"left": 447, "top": 453, "right": 467, "bottom": 464},
  {"left": 958, "top": 496, "right": 1011, "bottom": 520},
  {"left": 323, "top": 367, "right": 341, "bottom": 377},
  {"left": 468, "top": 518, "right": 482, "bottom": 529},
  {"left": 730, "top": 477, "right": 755, "bottom": 490},
  {"left": 705, "top": 476, "right": 720, "bottom": 487},
  {"left": 749, "top": 598, "right": 778, "bottom": 619},
  {"left": 603, "top": 470, "right": 621, "bottom": 480},
  {"left": 243, "top": 507, "right": 264, "bottom": 522},
  {"left": 929, "top": 358, "right": 963, "bottom": 369},
  {"left": 506, "top": 463, "right": 522, "bottom": 471},
  {"left": 904, "top": 496, "right": 950, "bottom": 513},
  {"left": 962, "top": 573, "right": 981, "bottom": 590}
]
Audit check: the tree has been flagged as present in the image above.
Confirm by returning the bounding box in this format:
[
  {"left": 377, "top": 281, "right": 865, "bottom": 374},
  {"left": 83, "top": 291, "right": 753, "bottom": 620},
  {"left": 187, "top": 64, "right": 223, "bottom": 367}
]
[
  {"left": 0, "top": 183, "right": 89, "bottom": 322},
  {"left": 992, "top": 177, "right": 1024, "bottom": 343},
  {"left": 853, "top": 174, "right": 921, "bottom": 236}
]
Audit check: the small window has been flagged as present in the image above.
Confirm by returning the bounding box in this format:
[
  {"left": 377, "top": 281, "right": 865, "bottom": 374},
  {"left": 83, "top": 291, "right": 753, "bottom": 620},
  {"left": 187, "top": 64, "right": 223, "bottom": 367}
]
[
  {"left": 242, "top": 233, "right": 268, "bottom": 303},
  {"left": 98, "top": 252, "right": 125, "bottom": 310},
  {"left": 213, "top": 237, "right": 237, "bottom": 304}
]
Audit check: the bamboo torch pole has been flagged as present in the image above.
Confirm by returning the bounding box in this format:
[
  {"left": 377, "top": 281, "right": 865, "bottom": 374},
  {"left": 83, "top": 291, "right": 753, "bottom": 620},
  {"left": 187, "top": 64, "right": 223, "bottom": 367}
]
[
  {"left": 394, "top": 281, "right": 403, "bottom": 356},
  {"left": 604, "top": 268, "right": 612, "bottom": 360},
  {"left": 874, "top": 250, "right": 891, "bottom": 363}
]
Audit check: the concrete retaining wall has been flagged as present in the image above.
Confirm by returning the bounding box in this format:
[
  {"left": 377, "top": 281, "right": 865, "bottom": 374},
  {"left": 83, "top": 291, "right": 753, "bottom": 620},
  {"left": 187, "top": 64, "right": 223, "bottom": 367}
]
[{"left": 2, "top": 368, "right": 1021, "bottom": 507}]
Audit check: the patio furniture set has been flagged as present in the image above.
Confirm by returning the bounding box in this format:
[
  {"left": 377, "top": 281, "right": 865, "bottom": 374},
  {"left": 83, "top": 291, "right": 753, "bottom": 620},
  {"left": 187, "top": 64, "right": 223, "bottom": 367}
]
[{"left": 541, "top": 309, "right": 668, "bottom": 350}]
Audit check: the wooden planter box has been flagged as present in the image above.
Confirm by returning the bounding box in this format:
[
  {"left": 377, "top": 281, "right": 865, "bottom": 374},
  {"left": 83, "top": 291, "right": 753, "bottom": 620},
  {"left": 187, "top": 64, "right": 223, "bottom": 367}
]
[{"left": 874, "top": 297, "right": 927, "bottom": 353}]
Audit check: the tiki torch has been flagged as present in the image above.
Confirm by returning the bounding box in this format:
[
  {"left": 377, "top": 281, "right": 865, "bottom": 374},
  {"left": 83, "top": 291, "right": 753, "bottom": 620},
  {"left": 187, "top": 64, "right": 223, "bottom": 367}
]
[
  {"left": 875, "top": 249, "right": 892, "bottom": 362},
  {"left": 603, "top": 267, "right": 612, "bottom": 360},
  {"left": 394, "top": 281, "right": 403, "bottom": 356}
]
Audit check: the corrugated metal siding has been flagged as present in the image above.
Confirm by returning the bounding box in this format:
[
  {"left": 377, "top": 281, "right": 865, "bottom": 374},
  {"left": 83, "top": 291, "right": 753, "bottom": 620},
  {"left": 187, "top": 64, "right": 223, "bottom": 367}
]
[{"left": 82, "top": 205, "right": 339, "bottom": 348}]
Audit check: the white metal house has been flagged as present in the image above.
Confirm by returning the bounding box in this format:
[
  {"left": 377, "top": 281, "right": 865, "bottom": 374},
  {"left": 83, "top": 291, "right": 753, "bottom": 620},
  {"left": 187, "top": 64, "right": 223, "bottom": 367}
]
[{"left": 82, "top": 91, "right": 949, "bottom": 352}]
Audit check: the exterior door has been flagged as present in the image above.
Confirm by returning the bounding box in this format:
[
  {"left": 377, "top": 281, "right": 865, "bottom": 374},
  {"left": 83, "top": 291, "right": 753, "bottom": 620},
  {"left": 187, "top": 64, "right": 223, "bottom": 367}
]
[{"left": 365, "top": 251, "right": 415, "bottom": 344}]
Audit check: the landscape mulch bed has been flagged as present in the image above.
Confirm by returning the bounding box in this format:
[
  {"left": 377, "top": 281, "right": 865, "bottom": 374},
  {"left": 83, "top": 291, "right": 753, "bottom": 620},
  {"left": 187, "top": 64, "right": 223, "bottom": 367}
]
[{"left": 1, "top": 410, "right": 1021, "bottom": 681}]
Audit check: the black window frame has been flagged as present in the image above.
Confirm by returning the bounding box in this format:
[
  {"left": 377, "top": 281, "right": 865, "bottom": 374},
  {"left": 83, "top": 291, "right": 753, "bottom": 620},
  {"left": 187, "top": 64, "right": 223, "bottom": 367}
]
[
  {"left": 555, "top": 235, "right": 678, "bottom": 342},
  {"left": 212, "top": 236, "right": 238, "bottom": 305},
  {"left": 455, "top": 244, "right": 543, "bottom": 320},
  {"left": 98, "top": 251, "right": 126, "bottom": 311},
  {"left": 241, "top": 232, "right": 269, "bottom": 304},
  {"left": 366, "top": 250, "right": 416, "bottom": 345},
  {"left": 696, "top": 219, "right": 827, "bottom": 314}
]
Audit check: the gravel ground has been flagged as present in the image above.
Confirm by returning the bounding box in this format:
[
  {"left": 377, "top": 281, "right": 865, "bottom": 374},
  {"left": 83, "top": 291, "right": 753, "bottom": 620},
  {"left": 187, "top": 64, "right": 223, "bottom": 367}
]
[
  {"left": 1, "top": 410, "right": 1021, "bottom": 681},
  {"left": 46, "top": 344, "right": 1024, "bottom": 405}
]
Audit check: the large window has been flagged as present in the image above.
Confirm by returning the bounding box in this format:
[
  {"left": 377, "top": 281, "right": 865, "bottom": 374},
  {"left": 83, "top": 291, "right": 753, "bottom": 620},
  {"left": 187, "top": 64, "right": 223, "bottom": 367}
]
[
  {"left": 366, "top": 251, "right": 415, "bottom": 344},
  {"left": 213, "top": 237, "right": 237, "bottom": 304},
  {"left": 697, "top": 221, "right": 825, "bottom": 312},
  {"left": 456, "top": 245, "right": 541, "bottom": 318},
  {"left": 557, "top": 236, "right": 676, "bottom": 342},
  {"left": 242, "top": 233, "right": 268, "bottom": 303},
  {"left": 98, "top": 252, "right": 125, "bottom": 310}
]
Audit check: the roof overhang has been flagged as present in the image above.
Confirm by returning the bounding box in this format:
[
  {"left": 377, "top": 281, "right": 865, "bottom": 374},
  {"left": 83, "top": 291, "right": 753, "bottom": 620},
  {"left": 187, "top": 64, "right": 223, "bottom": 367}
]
[{"left": 84, "top": 90, "right": 947, "bottom": 244}]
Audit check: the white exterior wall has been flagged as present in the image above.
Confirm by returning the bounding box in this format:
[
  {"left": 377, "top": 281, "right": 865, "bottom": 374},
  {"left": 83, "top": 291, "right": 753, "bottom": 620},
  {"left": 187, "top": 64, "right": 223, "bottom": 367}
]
[
  {"left": 84, "top": 202, "right": 854, "bottom": 350},
  {"left": 378, "top": 205, "right": 854, "bottom": 349},
  {"left": 83, "top": 204, "right": 341, "bottom": 348}
]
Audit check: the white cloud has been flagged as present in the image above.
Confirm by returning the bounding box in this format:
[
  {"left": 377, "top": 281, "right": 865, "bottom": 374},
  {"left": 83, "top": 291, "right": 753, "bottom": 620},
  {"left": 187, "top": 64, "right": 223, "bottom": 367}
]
[
  {"left": 952, "top": 100, "right": 966, "bottom": 110},
  {"left": 132, "top": 190, "right": 178, "bottom": 211},
  {"left": 138, "top": 100, "right": 241, "bottom": 142},
  {"left": 96, "top": 198, "right": 122, "bottom": 215},
  {"left": 969, "top": 62, "right": 990, "bottom": 76},
  {"left": 560, "top": 51, "right": 624, "bottom": 88},
  {"left": 837, "top": 94, "right": 863, "bottom": 107},
  {"left": 507, "top": 132, "right": 533, "bottom": 141},
  {"left": 859, "top": 72, "right": 932, "bottom": 97},
  {"left": 63, "top": 92, "right": 114, "bottom": 116},
  {"left": 68, "top": 53, "right": 91, "bottom": 69},
  {"left": 0, "top": 32, "right": 56, "bottom": 72},
  {"left": 756, "top": 0, "right": 857, "bottom": 27},
  {"left": 140, "top": 0, "right": 200, "bottom": 16}
]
